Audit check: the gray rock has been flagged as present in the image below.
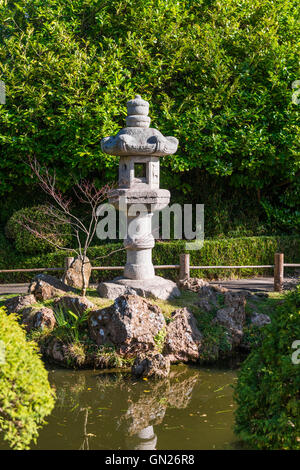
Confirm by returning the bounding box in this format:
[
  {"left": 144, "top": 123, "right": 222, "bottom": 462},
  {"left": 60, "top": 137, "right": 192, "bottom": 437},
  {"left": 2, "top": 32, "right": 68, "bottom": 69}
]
[
  {"left": 198, "top": 297, "right": 215, "bottom": 313},
  {"left": 21, "top": 306, "right": 56, "bottom": 331},
  {"left": 198, "top": 285, "right": 227, "bottom": 313},
  {"left": 163, "top": 308, "right": 202, "bottom": 363},
  {"left": 62, "top": 256, "right": 92, "bottom": 290},
  {"left": 89, "top": 294, "right": 166, "bottom": 356},
  {"left": 98, "top": 276, "right": 181, "bottom": 301},
  {"left": 29, "top": 273, "right": 75, "bottom": 301},
  {"left": 177, "top": 277, "right": 209, "bottom": 292},
  {"left": 32, "top": 307, "right": 56, "bottom": 331},
  {"left": 3, "top": 294, "right": 36, "bottom": 314},
  {"left": 132, "top": 353, "right": 170, "bottom": 378},
  {"left": 97, "top": 281, "right": 127, "bottom": 299},
  {"left": 45, "top": 338, "right": 65, "bottom": 363},
  {"left": 214, "top": 291, "right": 246, "bottom": 347},
  {"left": 224, "top": 291, "right": 246, "bottom": 314},
  {"left": 251, "top": 312, "right": 271, "bottom": 327},
  {"left": 215, "top": 307, "right": 243, "bottom": 346}
]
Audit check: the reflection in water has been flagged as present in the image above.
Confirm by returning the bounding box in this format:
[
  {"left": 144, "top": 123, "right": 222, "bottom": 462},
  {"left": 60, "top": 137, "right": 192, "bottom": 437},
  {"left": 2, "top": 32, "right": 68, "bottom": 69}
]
[
  {"left": 118, "top": 369, "right": 200, "bottom": 450},
  {"left": 8, "top": 365, "right": 239, "bottom": 450}
]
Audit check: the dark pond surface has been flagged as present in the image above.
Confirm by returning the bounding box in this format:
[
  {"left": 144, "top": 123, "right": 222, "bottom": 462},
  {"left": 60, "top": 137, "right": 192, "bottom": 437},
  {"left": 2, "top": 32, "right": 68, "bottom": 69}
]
[{"left": 27, "top": 364, "right": 241, "bottom": 450}]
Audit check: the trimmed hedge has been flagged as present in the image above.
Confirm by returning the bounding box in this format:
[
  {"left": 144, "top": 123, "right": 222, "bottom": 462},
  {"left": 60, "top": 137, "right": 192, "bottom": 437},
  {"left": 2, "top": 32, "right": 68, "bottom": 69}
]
[
  {"left": 0, "top": 236, "right": 299, "bottom": 283},
  {"left": 5, "top": 205, "right": 72, "bottom": 254}
]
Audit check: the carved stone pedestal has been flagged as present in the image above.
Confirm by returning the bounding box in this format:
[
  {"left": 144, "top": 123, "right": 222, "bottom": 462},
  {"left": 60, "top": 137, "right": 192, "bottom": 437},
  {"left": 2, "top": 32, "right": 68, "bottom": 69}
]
[
  {"left": 98, "top": 95, "right": 180, "bottom": 301},
  {"left": 98, "top": 276, "right": 180, "bottom": 301}
]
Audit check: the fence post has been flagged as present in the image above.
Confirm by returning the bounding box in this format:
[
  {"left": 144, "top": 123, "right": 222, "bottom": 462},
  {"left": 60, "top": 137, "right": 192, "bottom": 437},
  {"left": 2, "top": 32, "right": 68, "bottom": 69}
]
[
  {"left": 274, "top": 253, "right": 284, "bottom": 292},
  {"left": 179, "top": 253, "right": 190, "bottom": 280},
  {"left": 64, "top": 257, "right": 74, "bottom": 270}
]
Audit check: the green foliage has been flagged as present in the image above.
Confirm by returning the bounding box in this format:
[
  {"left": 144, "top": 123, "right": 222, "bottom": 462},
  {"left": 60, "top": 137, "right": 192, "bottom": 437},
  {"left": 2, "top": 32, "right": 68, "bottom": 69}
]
[
  {"left": 94, "top": 345, "right": 133, "bottom": 369},
  {"left": 0, "top": 307, "right": 55, "bottom": 450},
  {"left": 5, "top": 205, "right": 71, "bottom": 254},
  {"left": 187, "top": 236, "right": 300, "bottom": 281},
  {"left": 241, "top": 324, "right": 264, "bottom": 350},
  {"left": 0, "top": 0, "right": 299, "bottom": 230},
  {"left": 53, "top": 307, "right": 89, "bottom": 343},
  {"left": 64, "top": 342, "right": 86, "bottom": 368},
  {"left": 195, "top": 305, "right": 232, "bottom": 363},
  {"left": 47, "top": 304, "right": 133, "bottom": 369},
  {"left": 0, "top": 236, "right": 299, "bottom": 283},
  {"left": 234, "top": 286, "right": 300, "bottom": 449},
  {"left": 154, "top": 327, "right": 167, "bottom": 353},
  {"left": 261, "top": 196, "right": 300, "bottom": 233}
]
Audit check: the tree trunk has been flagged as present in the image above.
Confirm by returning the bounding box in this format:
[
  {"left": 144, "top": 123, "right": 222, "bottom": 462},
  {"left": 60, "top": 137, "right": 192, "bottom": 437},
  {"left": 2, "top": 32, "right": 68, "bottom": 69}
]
[{"left": 81, "top": 255, "right": 87, "bottom": 297}]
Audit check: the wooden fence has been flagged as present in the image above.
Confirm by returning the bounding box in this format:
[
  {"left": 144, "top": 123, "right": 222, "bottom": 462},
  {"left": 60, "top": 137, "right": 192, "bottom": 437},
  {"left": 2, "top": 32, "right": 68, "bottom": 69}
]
[{"left": 0, "top": 253, "right": 299, "bottom": 292}]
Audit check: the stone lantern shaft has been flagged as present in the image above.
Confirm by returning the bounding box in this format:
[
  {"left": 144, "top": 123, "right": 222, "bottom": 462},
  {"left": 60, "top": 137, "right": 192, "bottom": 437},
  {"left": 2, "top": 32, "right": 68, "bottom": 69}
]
[{"left": 98, "top": 95, "right": 180, "bottom": 300}]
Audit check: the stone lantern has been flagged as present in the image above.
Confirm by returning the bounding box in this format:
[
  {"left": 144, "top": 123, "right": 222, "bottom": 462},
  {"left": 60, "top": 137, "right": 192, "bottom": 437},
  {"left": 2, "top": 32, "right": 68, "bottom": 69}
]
[{"left": 98, "top": 95, "right": 180, "bottom": 300}]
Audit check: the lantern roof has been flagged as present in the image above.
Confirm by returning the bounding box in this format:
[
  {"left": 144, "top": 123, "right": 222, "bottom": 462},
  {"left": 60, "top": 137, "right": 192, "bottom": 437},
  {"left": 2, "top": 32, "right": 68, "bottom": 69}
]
[{"left": 101, "top": 95, "right": 178, "bottom": 157}]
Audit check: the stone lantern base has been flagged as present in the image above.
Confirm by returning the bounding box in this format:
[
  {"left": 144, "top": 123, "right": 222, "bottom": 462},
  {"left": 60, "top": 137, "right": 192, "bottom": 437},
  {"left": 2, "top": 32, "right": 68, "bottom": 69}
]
[{"left": 97, "top": 276, "right": 181, "bottom": 301}]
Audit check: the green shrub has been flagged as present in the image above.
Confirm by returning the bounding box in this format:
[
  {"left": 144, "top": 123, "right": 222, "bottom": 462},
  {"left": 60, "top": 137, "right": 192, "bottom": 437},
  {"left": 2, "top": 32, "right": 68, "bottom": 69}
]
[
  {"left": 0, "top": 307, "right": 55, "bottom": 449},
  {"left": 0, "top": 0, "right": 299, "bottom": 232},
  {"left": 91, "top": 236, "right": 300, "bottom": 282},
  {"left": 234, "top": 286, "right": 300, "bottom": 450},
  {"left": 5, "top": 205, "right": 72, "bottom": 254},
  {"left": 0, "top": 236, "right": 299, "bottom": 283},
  {"left": 261, "top": 197, "right": 300, "bottom": 233}
]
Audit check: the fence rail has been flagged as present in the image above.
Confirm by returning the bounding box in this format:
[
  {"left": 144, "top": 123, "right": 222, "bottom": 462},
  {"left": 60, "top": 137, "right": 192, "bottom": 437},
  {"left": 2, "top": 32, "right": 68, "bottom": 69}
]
[{"left": 0, "top": 253, "right": 299, "bottom": 292}]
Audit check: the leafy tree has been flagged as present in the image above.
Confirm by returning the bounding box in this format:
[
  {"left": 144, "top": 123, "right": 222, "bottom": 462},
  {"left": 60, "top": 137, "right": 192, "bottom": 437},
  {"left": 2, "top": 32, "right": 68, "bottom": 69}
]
[
  {"left": 234, "top": 285, "right": 300, "bottom": 450},
  {"left": 0, "top": 307, "right": 55, "bottom": 449},
  {"left": 0, "top": 0, "right": 299, "bottom": 230}
]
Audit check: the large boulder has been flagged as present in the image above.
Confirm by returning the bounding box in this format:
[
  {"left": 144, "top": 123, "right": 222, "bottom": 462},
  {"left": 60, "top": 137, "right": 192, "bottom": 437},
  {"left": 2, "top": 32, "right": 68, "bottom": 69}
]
[
  {"left": 28, "top": 273, "right": 76, "bottom": 301},
  {"left": 53, "top": 295, "right": 94, "bottom": 316},
  {"left": 214, "top": 292, "right": 246, "bottom": 346},
  {"left": 163, "top": 308, "right": 202, "bottom": 363},
  {"left": 21, "top": 306, "right": 56, "bottom": 331},
  {"left": 89, "top": 294, "right": 166, "bottom": 356},
  {"left": 3, "top": 294, "right": 36, "bottom": 314},
  {"left": 98, "top": 282, "right": 126, "bottom": 299},
  {"left": 132, "top": 353, "right": 170, "bottom": 378},
  {"left": 62, "top": 256, "right": 92, "bottom": 290},
  {"left": 98, "top": 276, "right": 181, "bottom": 301}
]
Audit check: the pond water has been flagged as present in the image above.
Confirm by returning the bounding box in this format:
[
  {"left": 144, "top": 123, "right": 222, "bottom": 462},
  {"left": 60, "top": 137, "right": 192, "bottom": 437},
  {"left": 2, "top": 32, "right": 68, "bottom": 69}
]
[{"left": 24, "top": 364, "right": 241, "bottom": 450}]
